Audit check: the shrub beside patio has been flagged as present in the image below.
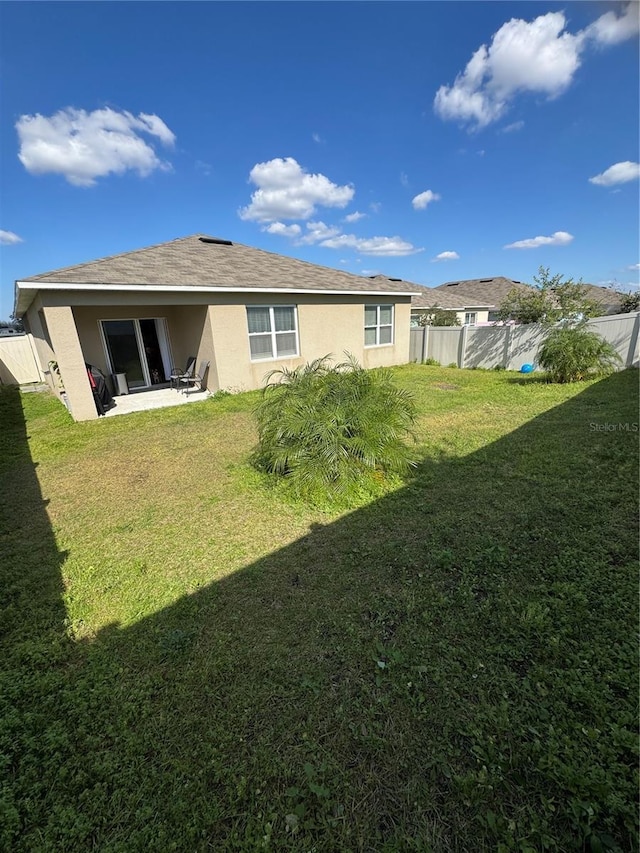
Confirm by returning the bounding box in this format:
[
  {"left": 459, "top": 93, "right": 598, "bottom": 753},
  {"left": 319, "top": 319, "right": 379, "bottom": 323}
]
[{"left": 1, "top": 365, "right": 637, "bottom": 851}]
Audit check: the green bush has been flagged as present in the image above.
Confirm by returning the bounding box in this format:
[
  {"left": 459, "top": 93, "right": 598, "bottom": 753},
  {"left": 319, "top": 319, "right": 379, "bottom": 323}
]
[
  {"left": 418, "top": 308, "right": 460, "bottom": 327},
  {"left": 252, "top": 355, "right": 417, "bottom": 504},
  {"left": 423, "top": 357, "right": 440, "bottom": 366},
  {"left": 538, "top": 327, "right": 621, "bottom": 383}
]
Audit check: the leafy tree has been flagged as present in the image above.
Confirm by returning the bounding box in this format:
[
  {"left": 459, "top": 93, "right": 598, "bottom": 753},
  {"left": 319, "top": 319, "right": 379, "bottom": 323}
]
[
  {"left": 499, "top": 266, "right": 599, "bottom": 326},
  {"left": 538, "top": 327, "right": 621, "bottom": 383},
  {"left": 252, "top": 355, "right": 417, "bottom": 505},
  {"left": 617, "top": 290, "right": 640, "bottom": 313},
  {"left": 0, "top": 317, "right": 24, "bottom": 332},
  {"left": 417, "top": 307, "right": 460, "bottom": 327}
]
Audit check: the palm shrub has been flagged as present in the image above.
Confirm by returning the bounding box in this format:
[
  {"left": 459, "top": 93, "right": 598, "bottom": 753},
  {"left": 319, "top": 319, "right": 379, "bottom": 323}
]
[
  {"left": 252, "top": 355, "right": 417, "bottom": 504},
  {"left": 538, "top": 327, "right": 621, "bottom": 383}
]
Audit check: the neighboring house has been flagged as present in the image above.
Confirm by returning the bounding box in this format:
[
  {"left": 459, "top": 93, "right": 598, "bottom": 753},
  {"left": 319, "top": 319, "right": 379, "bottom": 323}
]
[
  {"left": 410, "top": 276, "right": 622, "bottom": 327},
  {"left": 579, "top": 284, "right": 623, "bottom": 316},
  {"left": 411, "top": 276, "right": 529, "bottom": 326},
  {"left": 14, "top": 234, "right": 423, "bottom": 421}
]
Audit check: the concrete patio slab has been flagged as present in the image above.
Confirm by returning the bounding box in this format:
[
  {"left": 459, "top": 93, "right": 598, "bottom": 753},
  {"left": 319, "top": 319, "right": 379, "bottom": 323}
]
[{"left": 104, "top": 386, "right": 211, "bottom": 417}]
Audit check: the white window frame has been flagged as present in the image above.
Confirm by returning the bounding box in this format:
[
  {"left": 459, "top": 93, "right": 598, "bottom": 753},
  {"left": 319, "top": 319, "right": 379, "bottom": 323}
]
[
  {"left": 364, "top": 304, "right": 394, "bottom": 347},
  {"left": 246, "top": 305, "right": 299, "bottom": 361},
  {"left": 464, "top": 312, "right": 477, "bottom": 326}
]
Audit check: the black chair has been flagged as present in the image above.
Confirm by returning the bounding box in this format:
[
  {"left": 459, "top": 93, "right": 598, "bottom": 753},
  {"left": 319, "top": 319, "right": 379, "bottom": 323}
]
[
  {"left": 170, "top": 356, "right": 196, "bottom": 391},
  {"left": 178, "top": 360, "right": 209, "bottom": 395}
]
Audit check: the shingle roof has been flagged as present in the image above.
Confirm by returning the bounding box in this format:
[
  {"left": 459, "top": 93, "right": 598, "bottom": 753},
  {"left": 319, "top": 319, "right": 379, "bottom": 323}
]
[
  {"left": 431, "top": 276, "right": 531, "bottom": 308},
  {"left": 411, "top": 287, "right": 490, "bottom": 310},
  {"left": 580, "top": 284, "right": 623, "bottom": 312},
  {"left": 410, "top": 277, "right": 624, "bottom": 315},
  {"left": 411, "top": 277, "right": 529, "bottom": 311},
  {"left": 20, "top": 234, "right": 424, "bottom": 295}
]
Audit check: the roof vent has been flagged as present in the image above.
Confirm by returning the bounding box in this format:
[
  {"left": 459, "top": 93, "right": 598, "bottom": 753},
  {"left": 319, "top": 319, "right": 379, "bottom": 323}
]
[
  {"left": 199, "top": 237, "right": 233, "bottom": 246},
  {"left": 479, "top": 278, "right": 493, "bottom": 283},
  {"left": 512, "top": 280, "right": 521, "bottom": 284},
  {"left": 446, "top": 282, "right": 459, "bottom": 287},
  {"left": 388, "top": 277, "right": 402, "bottom": 282}
]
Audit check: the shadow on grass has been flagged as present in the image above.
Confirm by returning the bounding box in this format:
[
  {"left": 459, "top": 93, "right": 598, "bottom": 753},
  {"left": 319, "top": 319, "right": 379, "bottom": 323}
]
[{"left": 1, "top": 374, "right": 638, "bottom": 852}]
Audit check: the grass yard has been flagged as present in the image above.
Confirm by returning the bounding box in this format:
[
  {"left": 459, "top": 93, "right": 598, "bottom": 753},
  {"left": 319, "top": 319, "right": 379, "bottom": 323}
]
[{"left": 1, "top": 365, "right": 638, "bottom": 852}]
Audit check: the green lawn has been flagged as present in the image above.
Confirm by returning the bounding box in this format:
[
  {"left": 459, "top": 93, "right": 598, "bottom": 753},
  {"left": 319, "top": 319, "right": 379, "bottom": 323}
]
[{"left": 1, "top": 365, "right": 638, "bottom": 852}]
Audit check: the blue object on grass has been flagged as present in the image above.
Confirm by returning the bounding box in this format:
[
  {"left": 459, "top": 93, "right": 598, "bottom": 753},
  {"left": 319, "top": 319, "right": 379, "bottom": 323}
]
[{"left": 520, "top": 363, "right": 534, "bottom": 374}]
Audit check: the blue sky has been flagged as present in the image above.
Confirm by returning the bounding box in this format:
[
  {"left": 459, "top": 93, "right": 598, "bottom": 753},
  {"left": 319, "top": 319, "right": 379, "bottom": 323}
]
[{"left": 1, "top": 1, "right": 638, "bottom": 318}]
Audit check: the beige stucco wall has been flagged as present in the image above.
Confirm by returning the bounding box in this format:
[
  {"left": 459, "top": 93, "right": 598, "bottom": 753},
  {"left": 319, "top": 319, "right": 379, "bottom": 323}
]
[
  {"left": 208, "top": 294, "right": 412, "bottom": 391},
  {"left": 24, "top": 296, "right": 57, "bottom": 392},
  {"left": 455, "top": 309, "right": 490, "bottom": 325},
  {"left": 72, "top": 303, "right": 215, "bottom": 386},
  {"left": 24, "top": 288, "right": 412, "bottom": 419},
  {"left": 40, "top": 304, "right": 98, "bottom": 420}
]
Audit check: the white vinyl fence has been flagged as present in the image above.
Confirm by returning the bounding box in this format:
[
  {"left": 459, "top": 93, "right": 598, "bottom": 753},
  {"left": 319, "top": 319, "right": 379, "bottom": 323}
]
[
  {"left": 0, "top": 334, "right": 44, "bottom": 385},
  {"left": 409, "top": 312, "right": 640, "bottom": 371}
]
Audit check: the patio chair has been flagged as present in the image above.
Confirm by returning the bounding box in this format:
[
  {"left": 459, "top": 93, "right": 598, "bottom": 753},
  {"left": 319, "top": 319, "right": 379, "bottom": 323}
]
[
  {"left": 169, "top": 356, "right": 196, "bottom": 391},
  {"left": 178, "top": 360, "right": 210, "bottom": 395}
]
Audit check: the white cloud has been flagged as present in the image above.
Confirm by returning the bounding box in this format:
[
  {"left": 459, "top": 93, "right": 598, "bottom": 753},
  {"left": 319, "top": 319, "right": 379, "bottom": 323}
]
[
  {"left": 369, "top": 202, "right": 382, "bottom": 214},
  {"left": 320, "top": 233, "right": 422, "bottom": 257},
  {"left": 0, "top": 230, "right": 23, "bottom": 245},
  {"left": 263, "top": 222, "right": 302, "bottom": 238},
  {"left": 312, "top": 132, "right": 324, "bottom": 144},
  {"left": 297, "top": 220, "right": 341, "bottom": 245},
  {"left": 16, "top": 107, "right": 175, "bottom": 187},
  {"left": 628, "top": 263, "right": 640, "bottom": 271},
  {"left": 504, "top": 230, "right": 574, "bottom": 250},
  {"left": 412, "top": 189, "right": 441, "bottom": 210},
  {"left": 239, "top": 157, "right": 354, "bottom": 222},
  {"left": 500, "top": 120, "right": 525, "bottom": 133},
  {"left": 432, "top": 251, "right": 459, "bottom": 262},
  {"left": 583, "top": 2, "right": 639, "bottom": 46},
  {"left": 400, "top": 172, "right": 409, "bottom": 187},
  {"left": 344, "top": 211, "right": 366, "bottom": 223},
  {"left": 589, "top": 161, "right": 640, "bottom": 187},
  {"left": 434, "top": 5, "right": 638, "bottom": 129}
]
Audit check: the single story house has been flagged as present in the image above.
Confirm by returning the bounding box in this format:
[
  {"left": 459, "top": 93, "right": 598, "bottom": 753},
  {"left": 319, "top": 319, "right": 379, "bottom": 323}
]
[
  {"left": 410, "top": 276, "right": 531, "bottom": 327},
  {"left": 14, "top": 234, "right": 423, "bottom": 421},
  {"left": 410, "top": 276, "right": 623, "bottom": 327}
]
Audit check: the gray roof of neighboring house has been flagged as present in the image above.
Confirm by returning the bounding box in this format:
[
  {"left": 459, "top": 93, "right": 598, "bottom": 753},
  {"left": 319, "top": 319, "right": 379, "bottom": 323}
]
[
  {"left": 18, "top": 234, "right": 424, "bottom": 296},
  {"left": 411, "top": 276, "right": 528, "bottom": 311},
  {"left": 410, "top": 276, "right": 625, "bottom": 316},
  {"left": 580, "top": 284, "right": 623, "bottom": 312},
  {"left": 410, "top": 287, "right": 476, "bottom": 310}
]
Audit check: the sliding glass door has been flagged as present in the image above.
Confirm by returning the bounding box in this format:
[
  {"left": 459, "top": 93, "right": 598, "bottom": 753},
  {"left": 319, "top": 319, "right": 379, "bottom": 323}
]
[{"left": 101, "top": 319, "right": 171, "bottom": 389}]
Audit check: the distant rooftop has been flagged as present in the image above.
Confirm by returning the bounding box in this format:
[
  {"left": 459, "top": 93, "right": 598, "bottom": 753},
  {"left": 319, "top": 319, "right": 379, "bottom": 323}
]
[{"left": 411, "top": 276, "right": 528, "bottom": 310}]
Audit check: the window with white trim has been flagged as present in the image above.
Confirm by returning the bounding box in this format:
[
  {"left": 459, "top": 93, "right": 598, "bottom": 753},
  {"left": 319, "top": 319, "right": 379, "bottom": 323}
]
[
  {"left": 247, "top": 305, "right": 299, "bottom": 360},
  {"left": 364, "top": 304, "right": 394, "bottom": 346},
  {"left": 464, "top": 312, "right": 477, "bottom": 326}
]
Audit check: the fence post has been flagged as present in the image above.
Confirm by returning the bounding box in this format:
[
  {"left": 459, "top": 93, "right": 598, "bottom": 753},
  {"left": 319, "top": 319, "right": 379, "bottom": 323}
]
[
  {"left": 629, "top": 312, "right": 640, "bottom": 367},
  {"left": 459, "top": 325, "right": 468, "bottom": 369},
  {"left": 503, "top": 324, "right": 513, "bottom": 369},
  {"left": 422, "top": 324, "right": 429, "bottom": 363}
]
